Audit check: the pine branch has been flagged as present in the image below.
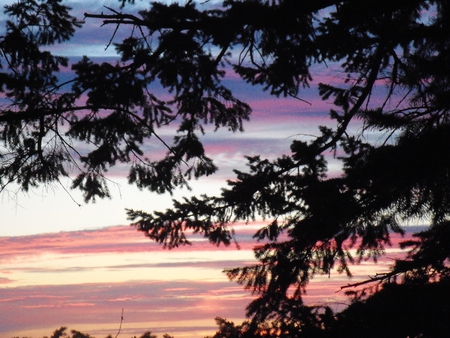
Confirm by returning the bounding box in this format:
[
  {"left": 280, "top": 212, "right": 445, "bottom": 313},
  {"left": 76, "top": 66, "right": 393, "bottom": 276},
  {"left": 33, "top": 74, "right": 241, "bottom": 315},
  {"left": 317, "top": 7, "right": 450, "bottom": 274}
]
[{"left": 338, "top": 271, "right": 397, "bottom": 291}]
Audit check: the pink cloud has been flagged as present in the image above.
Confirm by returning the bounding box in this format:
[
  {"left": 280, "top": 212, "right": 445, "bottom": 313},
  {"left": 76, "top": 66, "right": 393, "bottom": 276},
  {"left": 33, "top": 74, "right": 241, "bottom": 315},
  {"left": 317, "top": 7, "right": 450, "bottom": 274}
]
[
  {"left": 0, "top": 223, "right": 426, "bottom": 338},
  {"left": 0, "top": 223, "right": 265, "bottom": 265},
  {"left": 0, "top": 280, "right": 251, "bottom": 337},
  {"left": 0, "top": 222, "right": 421, "bottom": 265},
  {"left": 0, "top": 277, "right": 14, "bottom": 284}
]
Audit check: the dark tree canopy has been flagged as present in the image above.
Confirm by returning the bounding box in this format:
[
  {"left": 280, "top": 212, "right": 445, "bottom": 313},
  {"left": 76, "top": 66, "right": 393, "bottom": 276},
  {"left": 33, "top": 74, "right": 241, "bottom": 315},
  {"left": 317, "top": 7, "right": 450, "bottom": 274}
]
[{"left": 2, "top": 0, "right": 450, "bottom": 337}]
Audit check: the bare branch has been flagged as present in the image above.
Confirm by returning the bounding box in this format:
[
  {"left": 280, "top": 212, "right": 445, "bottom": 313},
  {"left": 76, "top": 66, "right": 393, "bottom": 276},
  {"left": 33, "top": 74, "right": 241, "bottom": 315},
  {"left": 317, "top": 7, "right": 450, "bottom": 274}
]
[{"left": 115, "top": 308, "right": 124, "bottom": 338}]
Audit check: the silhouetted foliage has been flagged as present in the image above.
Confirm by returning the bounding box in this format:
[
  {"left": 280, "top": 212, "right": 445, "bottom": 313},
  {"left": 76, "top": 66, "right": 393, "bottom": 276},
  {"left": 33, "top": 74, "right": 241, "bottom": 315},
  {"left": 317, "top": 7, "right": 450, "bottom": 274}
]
[
  {"left": 331, "top": 279, "right": 450, "bottom": 338},
  {"left": 39, "top": 327, "right": 162, "bottom": 338},
  {"left": 0, "top": 0, "right": 250, "bottom": 202},
  {"left": 3, "top": 0, "right": 450, "bottom": 337}
]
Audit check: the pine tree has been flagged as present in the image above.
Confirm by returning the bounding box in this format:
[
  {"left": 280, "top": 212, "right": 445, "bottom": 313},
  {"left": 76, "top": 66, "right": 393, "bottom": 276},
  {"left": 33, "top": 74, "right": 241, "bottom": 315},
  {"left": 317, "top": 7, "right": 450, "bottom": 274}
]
[{"left": 2, "top": 1, "right": 450, "bottom": 336}]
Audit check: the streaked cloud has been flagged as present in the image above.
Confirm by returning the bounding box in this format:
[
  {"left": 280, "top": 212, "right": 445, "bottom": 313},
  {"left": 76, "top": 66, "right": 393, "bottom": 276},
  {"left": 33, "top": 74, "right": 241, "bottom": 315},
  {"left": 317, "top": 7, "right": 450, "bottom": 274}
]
[
  {"left": 0, "top": 225, "right": 258, "bottom": 261},
  {"left": 0, "top": 280, "right": 252, "bottom": 338},
  {"left": 0, "top": 225, "right": 420, "bottom": 337},
  {"left": 0, "top": 225, "right": 255, "bottom": 337}
]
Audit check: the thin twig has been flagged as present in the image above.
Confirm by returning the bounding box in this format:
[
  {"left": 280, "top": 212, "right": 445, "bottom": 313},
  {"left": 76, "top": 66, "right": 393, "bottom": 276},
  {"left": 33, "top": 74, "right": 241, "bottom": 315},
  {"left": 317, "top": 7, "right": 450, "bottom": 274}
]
[
  {"left": 115, "top": 308, "right": 124, "bottom": 338},
  {"left": 287, "top": 92, "right": 312, "bottom": 105}
]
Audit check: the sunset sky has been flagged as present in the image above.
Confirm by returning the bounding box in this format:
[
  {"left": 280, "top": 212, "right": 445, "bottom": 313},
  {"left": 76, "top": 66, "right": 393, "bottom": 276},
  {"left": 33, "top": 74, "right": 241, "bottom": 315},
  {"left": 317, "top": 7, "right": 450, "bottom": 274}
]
[{"left": 0, "top": 1, "right": 422, "bottom": 337}]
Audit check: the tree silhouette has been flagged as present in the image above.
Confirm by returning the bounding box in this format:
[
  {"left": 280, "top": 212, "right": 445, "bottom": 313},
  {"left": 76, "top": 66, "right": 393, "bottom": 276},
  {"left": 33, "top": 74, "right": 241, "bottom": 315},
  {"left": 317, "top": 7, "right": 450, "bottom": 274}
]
[
  {"left": 0, "top": 0, "right": 250, "bottom": 202},
  {"left": 3, "top": 0, "right": 450, "bottom": 337},
  {"left": 44, "top": 326, "right": 161, "bottom": 338}
]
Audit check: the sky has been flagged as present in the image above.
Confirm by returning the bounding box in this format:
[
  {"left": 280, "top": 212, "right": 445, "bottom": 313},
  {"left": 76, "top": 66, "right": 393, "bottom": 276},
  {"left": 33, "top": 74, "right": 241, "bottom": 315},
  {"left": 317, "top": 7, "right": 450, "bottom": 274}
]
[{"left": 0, "top": 1, "right": 425, "bottom": 337}]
